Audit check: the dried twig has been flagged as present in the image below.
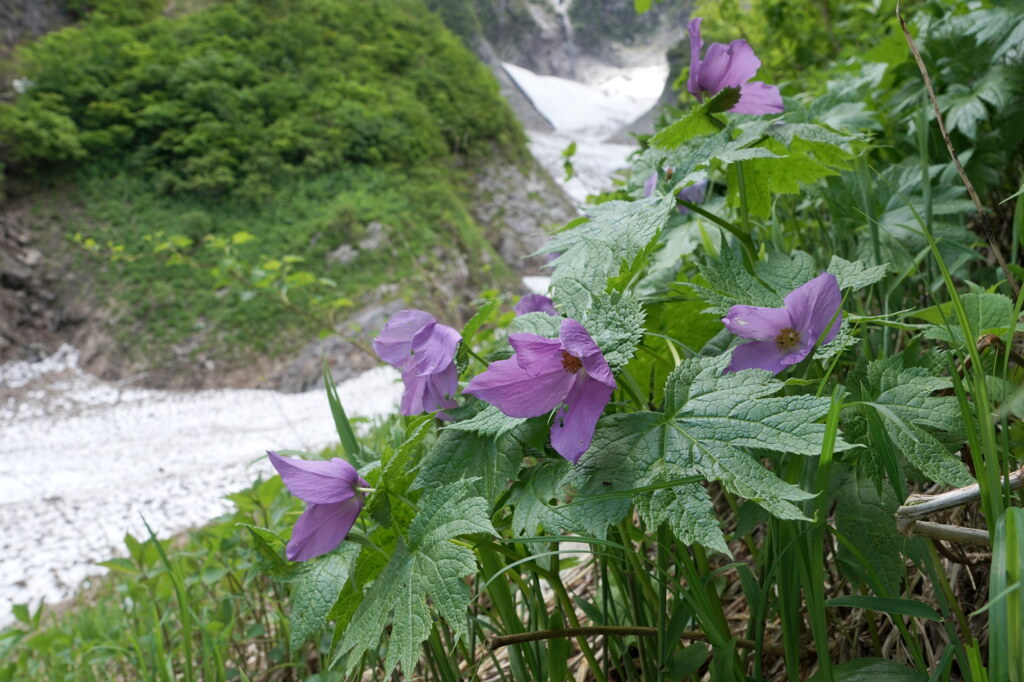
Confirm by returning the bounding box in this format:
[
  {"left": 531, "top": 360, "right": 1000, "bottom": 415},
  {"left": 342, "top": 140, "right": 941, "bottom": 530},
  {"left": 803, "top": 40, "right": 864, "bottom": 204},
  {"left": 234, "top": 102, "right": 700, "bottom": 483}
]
[
  {"left": 897, "top": 519, "right": 991, "bottom": 547},
  {"left": 896, "top": 467, "right": 1024, "bottom": 520},
  {"left": 896, "top": 2, "right": 1021, "bottom": 299}
]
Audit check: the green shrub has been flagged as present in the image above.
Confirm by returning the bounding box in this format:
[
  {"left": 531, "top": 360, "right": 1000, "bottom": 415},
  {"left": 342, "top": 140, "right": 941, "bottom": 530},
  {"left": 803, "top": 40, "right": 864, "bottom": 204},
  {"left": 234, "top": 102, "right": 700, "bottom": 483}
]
[{"left": 2, "top": 0, "right": 525, "bottom": 202}]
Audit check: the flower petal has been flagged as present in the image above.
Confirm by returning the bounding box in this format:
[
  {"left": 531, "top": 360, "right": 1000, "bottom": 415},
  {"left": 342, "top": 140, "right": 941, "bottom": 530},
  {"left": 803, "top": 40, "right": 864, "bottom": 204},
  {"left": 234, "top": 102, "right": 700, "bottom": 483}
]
[
  {"left": 373, "top": 309, "right": 434, "bottom": 370},
  {"left": 714, "top": 39, "right": 762, "bottom": 90},
  {"left": 508, "top": 333, "right": 565, "bottom": 377},
  {"left": 514, "top": 294, "right": 559, "bottom": 317},
  {"left": 559, "top": 318, "right": 615, "bottom": 387},
  {"left": 410, "top": 321, "right": 461, "bottom": 376},
  {"left": 732, "top": 81, "right": 784, "bottom": 115},
  {"left": 464, "top": 357, "right": 572, "bottom": 418},
  {"left": 550, "top": 375, "right": 613, "bottom": 463},
  {"left": 400, "top": 364, "right": 459, "bottom": 416},
  {"left": 286, "top": 497, "right": 363, "bottom": 562},
  {"left": 696, "top": 41, "right": 732, "bottom": 94},
  {"left": 783, "top": 272, "right": 842, "bottom": 345},
  {"left": 677, "top": 179, "right": 708, "bottom": 205},
  {"left": 721, "top": 304, "right": 792, "bottom": 340},
  {"left": 687, "top": 17, "right": 704, "bottom": 99},
  {"left": 268, "top": 451, "right": 360, "bottom": 504},
  {"left": 642, "top": 171, "right": 658, "bottom": 198},
  {"left": 725, "top": 339, "right": 795, "bottom": 374}
]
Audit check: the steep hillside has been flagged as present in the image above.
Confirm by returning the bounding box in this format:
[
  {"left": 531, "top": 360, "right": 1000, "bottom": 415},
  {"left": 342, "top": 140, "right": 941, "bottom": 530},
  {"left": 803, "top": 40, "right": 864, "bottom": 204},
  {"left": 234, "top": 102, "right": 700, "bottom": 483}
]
[{"left": 0, "top": 0, "right": 573, "bottom": 388}]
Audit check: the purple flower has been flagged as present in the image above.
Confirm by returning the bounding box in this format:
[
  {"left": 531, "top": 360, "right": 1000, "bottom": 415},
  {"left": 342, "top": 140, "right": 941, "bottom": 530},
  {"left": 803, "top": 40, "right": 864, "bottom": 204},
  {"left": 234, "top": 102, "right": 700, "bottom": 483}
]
[
  {"left": 642, "top": 171, "right": 708, "bottom": 215},
  {"left": 722, "top": 272, "right": 842, "bottom": 374},
  {"left": 373, "top": 309, "right": 460, "bottom": 416},
  {"left": 464, "top": 318, "right": 616, "bottom": 463},
  {"left": 643, "top": 171, "right": 659, "bottom": 197},
  {"left": 515, "top": 294, "right": 558, "bottom": 317},
  {"left": 676, "top": 179, "right": 709, "bottom": 215},
  {"left": 267, "top": 451, "right": 368, "bottom": 561},
  {"left": 687, "top": 17, "right": 783, "bottom": 115}
]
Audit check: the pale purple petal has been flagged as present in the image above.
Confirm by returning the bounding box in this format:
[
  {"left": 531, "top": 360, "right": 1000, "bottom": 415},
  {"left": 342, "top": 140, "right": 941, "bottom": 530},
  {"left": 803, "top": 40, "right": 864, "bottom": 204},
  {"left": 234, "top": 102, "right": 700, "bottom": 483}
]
[
  {"left": 677, "top": 179, "right": 708, "bottom": 205},
  {"left": 783, "top": 273, "right": 842, "bottom": 345},
  {"left": 559, "top": 318, "right": 602, "bottom": 361},
  {"left": 373, "top": 309, "right": 434, "bottom": 370},
  {"left": 268, "top": 451, "right": 360, "bottom": 505},
  {"left": 559, "top": 318, "right": 615, "bottom": 388},
  {"left": 464, "top": 357, "right": 572, "bottom": 418},
  {"left": 409, "top": 321, "right": 461, "bottom": 375},
  {"left": 687, "top": 18, "right": 704, "bottom": 99},
  {"left": 731, "top": 81, "right": 784, "bottom": 115},
  {"left": 509, "top": 333, "right": 565, "bottom": 377},
  {"left": 676, "top": 179, "right": 709, "bottom": 215},
  {"left": 726, "top": 340, "right": 795, "bottom": 374},
  {"left": 286, "top": 497, "right": 363, "bottom": 561},
  {"left": 515, "top": 294, "right": 558, "bottom": 317},
  {"left": 642, "top": 171, "right": 658, "bottom": 198},
  {"left": 550, "top": 375, "right": 614, "bottom": 463},
  {"left": 400, "top": 363, "right": 458, "bottom": 415},
  {"left": 695, "top": 42, "right": 732, "bottom": 94},
  {"left": 721, "top": 305, "right": 792, "bottom": 340},
  {"left": 712, "top": 39, "right": 761, "bottom": 90}
]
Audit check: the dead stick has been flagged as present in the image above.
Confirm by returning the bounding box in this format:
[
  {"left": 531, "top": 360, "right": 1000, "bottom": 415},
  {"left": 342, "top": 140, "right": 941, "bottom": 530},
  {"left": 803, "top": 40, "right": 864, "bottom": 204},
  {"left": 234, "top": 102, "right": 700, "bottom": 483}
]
[
  {"left": 486, "top": 626, "right": 775, "bottom": 654},
  {"left": 897, "top": 519, "right": 991, "bottom": 547},
  {"left": 896, "top": 467, "right": 1024, "bottom": 520},
  {"left": 896, "top": 2, "right": 1021, "bottom": 299}
]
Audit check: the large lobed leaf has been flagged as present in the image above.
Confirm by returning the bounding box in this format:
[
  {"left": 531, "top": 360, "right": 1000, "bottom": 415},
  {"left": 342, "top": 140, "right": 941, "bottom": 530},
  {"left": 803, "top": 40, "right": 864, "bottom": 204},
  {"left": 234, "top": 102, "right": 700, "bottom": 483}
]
[
  {"left": 846, "top": 353, "right": 974, "bottom": 489},
  {"left": 542, "top": 195, "right": 675, "bottom": 314},
  {"left": 334, "top": 480, "right": 495, "bottom": 677},
  {"left": 566, "top": 354, "right": 846, "bottom": 553}
]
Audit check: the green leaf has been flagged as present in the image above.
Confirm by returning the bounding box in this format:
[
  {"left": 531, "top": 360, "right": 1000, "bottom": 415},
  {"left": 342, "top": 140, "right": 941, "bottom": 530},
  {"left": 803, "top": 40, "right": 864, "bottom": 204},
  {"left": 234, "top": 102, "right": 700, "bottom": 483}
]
[
  {"left": 568, "top": 355, "right": 844, "bottom": 550},
  {"left": 544, "top": 195, "right": 675, "bottom": 315},
  {"left": 461, "top": 297, "right": 500, "bottom": 346},
  {"left": 445, "top": 403, "right": 524, "bottom": 438},
  {"left": 415, "top": 422, "right": 524, "bottom": 506},
  {"left": 828, "top": 255, "right": 889, "bottom": 291},
  {"left": 650, "top": 104, "right": 720, "bottom": 150},
  {"left": 238, "top": 523, "right": 298, "bottom": 579},
  {"left": 324, "top": 365, "right": 361, "bottom": 460},
  {"left": 510, "top": 310, "right": 562, "bottom": 338},
  {"left": 335, "top": 481, "right": 496, "bottom": 678},
  {"left": 509, "top": 461, "right": 628, "bottom": 539},
  {"left": 289, "top": 544, "right": 360, "bottom": 651},
  {"left": 581, "top": 291, "right": 645, "bottom": 372},
  {"left": 726, "top": 128, "right": 853, "bottom": 219},
  {"left": 635, "top": 482, "right": 729, "bottom": 555},
  {"left": 807, "top": 657, "right": 927, "bottom": 682},
  {"left": 825, "top": 596, "right": 942, "bottom": 622},
  {"left": 847, "top": 354, "right": 973, "bottom": 487},
  {"left": 916, "top": 293, "right": 1023, "bottom": 345},
  {"left": 686, "top": 248, "right": 780, "bottom": 316},
  {"left": 834, "top": 469, "right": 905, "bottom": 596}
]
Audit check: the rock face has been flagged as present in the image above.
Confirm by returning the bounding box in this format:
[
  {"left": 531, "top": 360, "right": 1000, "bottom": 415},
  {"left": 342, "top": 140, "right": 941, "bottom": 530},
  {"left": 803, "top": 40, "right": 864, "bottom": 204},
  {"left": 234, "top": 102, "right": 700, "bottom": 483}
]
[
  {"left": 0, "top": 1, "right": 70, "bottom": 50},
  {"left": 0, "top": 199, "right": 86, "bottom": 364}
]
